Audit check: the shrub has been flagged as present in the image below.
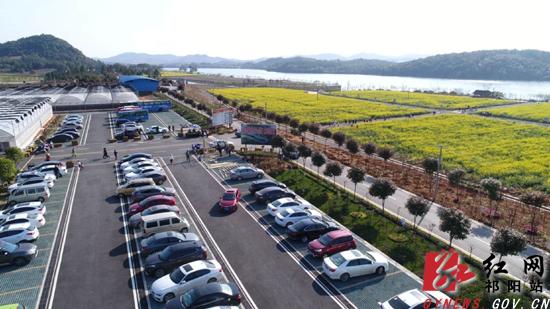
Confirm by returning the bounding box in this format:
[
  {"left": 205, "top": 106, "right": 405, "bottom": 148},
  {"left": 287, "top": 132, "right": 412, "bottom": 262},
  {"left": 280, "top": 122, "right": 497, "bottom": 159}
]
[
  {"left": 108, "top": 139, "right": 116, "bottom": 143},
  {"left": 66, "top": 161, "right": 74, "bottom": 168},
  {"left": 71, "top": 140, "right": 79, "bottom": 146},
  {"left": 147, "top": 134, "right": 154, "bottom": 140},
  {"left": 4, "top": 147, "right": 24, "bottom": 162}
]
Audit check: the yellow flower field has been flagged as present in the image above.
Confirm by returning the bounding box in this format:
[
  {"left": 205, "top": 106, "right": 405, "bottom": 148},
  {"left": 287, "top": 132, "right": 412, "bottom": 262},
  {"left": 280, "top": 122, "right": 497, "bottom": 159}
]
[
  {"left": 479, "top": 102, "right": 550, "bottom": 123},
  {"left": 210, "top": 87, "right": 426, "bottom": 123},
  {"left": 334, "top": 114, "right": 550, "bottom": 191},
  {"left": 333, "top": 89, "right": 513, "bottom": 109}
]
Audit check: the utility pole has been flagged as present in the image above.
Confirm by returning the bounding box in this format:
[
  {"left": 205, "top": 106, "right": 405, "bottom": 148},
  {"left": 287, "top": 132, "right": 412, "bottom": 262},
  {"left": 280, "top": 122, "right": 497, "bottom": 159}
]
[
  {"left": 264, "top": 102, "right": 267, "bottom": 124},
  {"left": 432, "top": 145, "right": 443, "bottom": 202}
]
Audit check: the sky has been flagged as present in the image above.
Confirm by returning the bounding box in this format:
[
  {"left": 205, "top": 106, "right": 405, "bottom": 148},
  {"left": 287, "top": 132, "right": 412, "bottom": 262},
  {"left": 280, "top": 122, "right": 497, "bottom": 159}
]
[{"left": 1, "top": 0, "right": 549, "bottom": 60}]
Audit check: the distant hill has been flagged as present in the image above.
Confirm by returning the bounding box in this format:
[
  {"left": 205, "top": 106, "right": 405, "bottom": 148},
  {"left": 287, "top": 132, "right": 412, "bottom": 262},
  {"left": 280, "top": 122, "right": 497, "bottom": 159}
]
[
  {"left": 100, "top": 52, "right": 241, "bottom": 66},
  {"left": 0, "top": 34, "right": 100, "bottom": 73},
  {"left": 245, "top": 50, "right": 550, "bottom": 81}
]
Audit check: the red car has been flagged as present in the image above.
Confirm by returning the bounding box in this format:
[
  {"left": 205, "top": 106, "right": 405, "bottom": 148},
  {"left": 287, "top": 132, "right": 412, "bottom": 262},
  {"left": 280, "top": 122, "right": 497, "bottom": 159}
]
[
  {"left": 129, "top": 195, "right": 176, "bottom": 216},
  {"left": 218, "top": 188, "right": 241, "bottom": 212},
  {"left": 308, "top": 230, "right": 356, "bottom": 258}
]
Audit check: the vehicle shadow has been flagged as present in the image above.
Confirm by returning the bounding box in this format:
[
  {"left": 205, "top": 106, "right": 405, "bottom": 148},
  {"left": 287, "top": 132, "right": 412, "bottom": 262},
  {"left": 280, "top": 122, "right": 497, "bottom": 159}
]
[
  {"left": 105, "top": 195, "right": 121, "bottom": 205},
  {"left": 208, "top": 203, "right": 234, "bottom": 217},
  {"left": 109, "top": 242, "right": 128, "bottom": 257}
]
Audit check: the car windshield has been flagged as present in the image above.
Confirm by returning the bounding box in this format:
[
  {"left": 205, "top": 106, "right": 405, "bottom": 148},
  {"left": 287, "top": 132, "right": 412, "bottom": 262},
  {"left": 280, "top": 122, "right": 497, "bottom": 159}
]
[
  {"left": 272, "top": 199, "right": 283, "bottom": 207},
  {"left": 387, "top": 296, "right": 410, "bottom": 309},
  {"left": 329, "top": 253, "right": 346, "bottom": 267},
  {"left": 1, "top": 241, "right": 18, "bottom": 253},
  {"left": 159, "top": 248, "right": 171, "bottom": 261},
  {"left": 318, "top": 234, "right": 333, "bottom": 246},
  {"left": 182, "top": 289, "right": 199, "bottom": 306},
  {"left": 169, "top": 267, "right": 185, "bottom": 283},
  {"left": 223, "top": 193, "right": 236, "bottom": 200}
]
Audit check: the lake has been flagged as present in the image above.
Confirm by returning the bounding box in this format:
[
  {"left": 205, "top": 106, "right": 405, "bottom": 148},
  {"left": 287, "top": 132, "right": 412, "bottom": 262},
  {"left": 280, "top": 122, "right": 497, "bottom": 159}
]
[{"left": 168, "top": 68, "right": 550, "bottom": 100}]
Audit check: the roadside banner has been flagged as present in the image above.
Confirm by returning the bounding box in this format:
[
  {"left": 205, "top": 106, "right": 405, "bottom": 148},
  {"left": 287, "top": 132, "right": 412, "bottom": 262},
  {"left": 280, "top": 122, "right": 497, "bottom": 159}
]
[
  {"left": 212, "top": 107, "right": 234, "bottom": 126},
  {"left": 241, "top": 123, "right": 277, "bottom": 145}
]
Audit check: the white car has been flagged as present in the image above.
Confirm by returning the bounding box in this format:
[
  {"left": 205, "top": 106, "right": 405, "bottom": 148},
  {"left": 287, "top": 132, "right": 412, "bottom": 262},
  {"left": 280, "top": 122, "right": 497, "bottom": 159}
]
[
  {"left": 0, "top": 213, "right": 46, "bottom": 228},
  {"left": 146, "top": 126, "right": 169, "bottom": 134},
  {"left": 151, "top": 260, "right": 223, "bottom": 303},
  {"left": 0, "top": 223, "right": 39, "bottom": 243},
  {"left": 0, "top": 202, "right": 46, "bottom": 220},
  {"left": 123, "top": 162, "right": 159, "bottom": 174},
  {"left": 322, "top": 249, "right": 388, "bottom": 281},
  {"left": 120, "top": 157, "right": 152, "bottom": 169},
  {"left": 267, "top": 197, "right": 311, "bottom": 216},
  {"left": 9, "top": 178, "right": 54, "bottom": 193},
  {"left": 275, "top": 206, "right": 322, "bottom": 228},
  {"left": 124, "top": 165, "right": 163, "bottom": 176},
  {"left": 379, "top": 289, "right": 454, "bottom": 309},
  {"left": 125, "top": 168, "right": 165, "bottom": 181},
  {"left": 122, "top": 122, "right": 144, "bottom": 131},
  {"left": 16, "top": 171, "right": 56, "bottom": 184}
]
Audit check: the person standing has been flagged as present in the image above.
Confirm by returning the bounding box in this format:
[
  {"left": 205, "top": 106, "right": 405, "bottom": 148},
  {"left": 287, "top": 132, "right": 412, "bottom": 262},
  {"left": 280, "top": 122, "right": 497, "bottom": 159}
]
[
  {"left": 72, "top": 147, "right": 77, "bottom": 158},
  {"left": 103, "top": 148, "right": 109, "bottom": 159},
  {"left": 113, "top": 149, "right": 118, "bottom": 160},
  {"left": 185, "top": 150, "right": 190, "bottom": 162},
  {"left": 169, "top": 153, "right": 174, "bottom": 165}
]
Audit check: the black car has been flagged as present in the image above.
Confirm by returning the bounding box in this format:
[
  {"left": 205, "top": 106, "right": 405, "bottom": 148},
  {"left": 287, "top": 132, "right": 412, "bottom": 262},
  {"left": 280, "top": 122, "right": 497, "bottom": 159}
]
[
  {"left": 56, "top": 128, "right": 78, "bottom": 135},
  {"left": 0, "top": 239, "right": 37, "bottom": 266},
  {"left": 165, "top": 282, "right": 241, "bottom": 309},
  {"left": 144, "top": 241, "right": 207, "bottom": 277},
  {"left": 255, "top": 187, "right": 296, "bottom": 204},
  {"left": 30, "top": 161, "right": 65, "bottom": 171},
  {"left": 115, "top": 128, "right": 138, "bottom": 140},
  {"left": 120, "top": 153, "right": 152, "bottom": 163},
  {"left": 47, "top": 133, "right": 73, "bottom": 143},
  {"left": 140, "top": 231, "right": 200, "bottom": 256},
  {"left": 248, "top": 179, "right": 287, "bottom": 194},
  {"left": 116, "top": 118, "right": 131, "bottom": 126},
  {"left": 57, "top": 131, "right": 80, "bottom": 139},
  {"left": 287, "top": 218, "right": 339, "bottom": 242},
  {"left": 185, "top": 130, "right": 202, "bottom": 138}
]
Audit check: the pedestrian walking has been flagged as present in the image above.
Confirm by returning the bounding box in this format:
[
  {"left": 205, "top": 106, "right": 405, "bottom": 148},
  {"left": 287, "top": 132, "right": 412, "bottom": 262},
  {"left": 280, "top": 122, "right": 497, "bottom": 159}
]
[
  {"left": 103, "top": 147, "right": 109, "bottom": 159},
  {"left": 113, "top": 149, "right": 118, "bottom": 160},
  {"left": 72, "top": 147, "right": 77, "bottom": 158},
  {"left": 78, "top": 161, "right": 83, "bottom": 169},
  {"left": 185, "top": 150, "right": 190, "bottom": 162},
  {"left": 45, "top": 152, "right": 51, "bottom": 161},
  {"left": 170, "top": 153, "right": 174, "bottom": 165}
]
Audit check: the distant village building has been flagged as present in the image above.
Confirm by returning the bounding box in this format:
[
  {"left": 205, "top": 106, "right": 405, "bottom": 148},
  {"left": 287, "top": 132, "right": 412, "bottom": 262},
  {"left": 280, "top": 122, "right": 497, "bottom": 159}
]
[{"left": 473, "top": 90, "right": 504, "bottom": 99}]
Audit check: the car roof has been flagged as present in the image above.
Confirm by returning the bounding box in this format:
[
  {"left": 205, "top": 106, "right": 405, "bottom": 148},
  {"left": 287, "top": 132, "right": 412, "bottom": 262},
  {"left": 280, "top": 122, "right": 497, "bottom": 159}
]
[
  {"left": 143, "top": 195, "right": 175, "bottom": 202},
  {"left": 396, "top": 289, "right": 430, "bottom": 306},
  {"left": 142, "top": 212, "right": 178, "bottom": 221},
  {"left": 192, "top": 282, "right": 238, "bottom": 298},
  {"left": 340, "top": 249, "right": 364, "bottom": 261},
  {"left": 180, "top": 260, "right": 216, "bottom": 274},
  {"left": 258, "top": 187, "right": 283, "bottom": 193},
  {"left": 0, "top": 222, "right": 31, "bottom": 231},
  {"left": 134, "top": 185, "right": 161, "bottom": 192},
  {"left": 326, "top": 230, "right": 351, "bottom": 238}
]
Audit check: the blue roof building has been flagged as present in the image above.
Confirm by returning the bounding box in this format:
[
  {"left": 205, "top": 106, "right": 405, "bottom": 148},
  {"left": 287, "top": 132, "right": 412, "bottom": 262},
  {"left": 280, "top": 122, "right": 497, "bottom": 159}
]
[{"left": 118, "top": 75, "right": 159, "bottom": 96}]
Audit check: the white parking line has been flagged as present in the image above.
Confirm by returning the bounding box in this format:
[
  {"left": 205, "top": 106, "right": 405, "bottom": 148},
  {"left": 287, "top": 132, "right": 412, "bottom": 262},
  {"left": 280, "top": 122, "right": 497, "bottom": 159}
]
[
  {"left": 152, "top": 113, "right": 176, "bottom": 136},
  {"left": 108, "top": 113, "right": 114, "bottom": 139},
  {"left": 45, "top": 168, "right": 80, "bottom": 309},
  {"left": 80, "top": 114, "right": 92, "bottom": 146},
  {"left": 159, "top": 158, "right": 258, "bottom": 309},
  {"left": 114, "top": 165, "right": 148, "bottom": 309},
  {"left": 195, "top": 157, "right": 356, "bottom": 309}
]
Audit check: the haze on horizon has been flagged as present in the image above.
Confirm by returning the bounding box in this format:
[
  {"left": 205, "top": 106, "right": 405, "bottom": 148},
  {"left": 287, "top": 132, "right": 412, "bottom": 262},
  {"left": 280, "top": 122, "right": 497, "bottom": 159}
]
[{"left": 1, "top": 0, "right": 549, "bottom": 60}]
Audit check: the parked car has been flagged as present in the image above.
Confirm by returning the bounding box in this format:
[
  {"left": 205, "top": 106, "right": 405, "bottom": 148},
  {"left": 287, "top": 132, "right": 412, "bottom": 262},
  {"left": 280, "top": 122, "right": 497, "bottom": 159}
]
[
  {"left": 47, "top": 134, "right": 73, "bottom": 143},
  {"left": 165, "top": 282, "right": 241, "bottom": 309},
  {"left": 116, "top": 118, "right": 132, "bottom": 126},
  {"left": 141, "top": 231, "right": 200, "bottom": 256},
  {"left": 228, "top": 166, "right": 264, "bottom": 181},
  {"left": 131, "top": 186, "right": 176, "bottom": 203},
  {"left": 115, "top": 128, "right": 138, "bottom": 139},
  {"left": 129, "top": 195, "right": 177, "bottom": 216},
  {"left": 274, "top": 206, "right": 322, "bottom": 228},
  {"left": 141, "top": 212, "right": 189, "bottom": 237},
  {"left": 147, "top": 126, "right": 169, "bottom": 134},
  {"left": 123, "top": 162, "right": 160, "bottom": 174},
  {"left": 16, "top": 171, "right": 55, "bottom": 184},
  {"left": 286, "top": 218, "right": 339, "bottom": 242},
  {"left": 55, "top": 128, "right": 79, "bottom": 136},
  {"left": 0, "top": 202, "right": 46, "bottom": 220},
  {"left": 218, "top": 188, "right": 240, "bottom": 212},
  {"left": 248, "top": 179, "right": 286, "bottom": 194},
  {"left": 126, "top": 171, "right": 167, "bottom": 185},
  {"left": 151, "top": 260, "right": 223, "bottom": 303},
  {"left": 122, "top": 122, "right": 144, "bottom": 132},
  {"left": 57, "top": 131, "right": 80, "bottom": 139},
  {"left": 0, "top": 213, "right": 46, "bottom": 228},
  {"left": 378, "top": 289, "right": 453, "bottom": 309},
  {"left": 30, "top": 161, "right": 66, "bottom": 171},
  {"left": 0, "top": 223, "right": 39, "bottom": 243},
  {"left": 267, "top": 197, "right": 310, "bottom": 216},
  {"left": 124, "top": 166, "right": 163, "bottom": 177},
  {"left": 60, "top": 122, "right": 83, "bottom": 129},
  {"left": 120, "top": 157, "right": 153, "bottom": 169},
  {"left": 308, "top": 230, "right": 356, "bottom": 258},
  {"left": 129, "top": 205, "right": 180, "bottom": 228},
  {"left": 120, "top": 153, "right": 152, "bottom": 163},
  {"left": 255, "top": 187, "right": 296, "bottom": 204},
  {"left": 322, "top": 249, "right": 388, "bottom": 281},
  {"left": 65, "top": 114, "right": 83, "bottom": 120},
  {"left": 8, "top": 184, "right": 50, "bottom": 206},
  {"left": 9, "top": 178, "right": 53, "bottom": 194},
  {"left": 116, "top": 178, "right": 156, "bottom": 197},
  {"left": 144, "top": 241, "right": 207, "bottom": 278},
  {"left": 37, "top": 164, "right": 67, "bottom": 176},
  {"left": 0, "top": 239, "right": 37, "bottom": 266}
]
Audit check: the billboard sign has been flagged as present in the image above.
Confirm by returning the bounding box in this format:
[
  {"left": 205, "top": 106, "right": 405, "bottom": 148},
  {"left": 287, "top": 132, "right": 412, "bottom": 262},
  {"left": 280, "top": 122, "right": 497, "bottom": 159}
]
[
  {"left": 212, "top": 108, "right": 234, "bottom": 126},
  {"left": 241, "top": 123, "right": 277, "bottom": 145}
]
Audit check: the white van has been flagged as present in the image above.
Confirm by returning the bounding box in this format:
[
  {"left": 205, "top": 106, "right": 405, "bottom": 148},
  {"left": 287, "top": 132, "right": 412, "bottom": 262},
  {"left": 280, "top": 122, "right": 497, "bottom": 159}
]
[
  {"left": 141, "top": 212, "right": 189, "bottom": 237},
  {"left": 8, "top": 184, "right": 50, "bottom": 206}
]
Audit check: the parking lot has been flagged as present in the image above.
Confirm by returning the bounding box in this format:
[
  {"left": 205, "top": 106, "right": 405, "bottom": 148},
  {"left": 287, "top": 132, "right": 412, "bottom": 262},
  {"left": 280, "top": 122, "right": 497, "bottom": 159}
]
[{"left": 1, "top": 108, "right": 425, "bottom": 309}]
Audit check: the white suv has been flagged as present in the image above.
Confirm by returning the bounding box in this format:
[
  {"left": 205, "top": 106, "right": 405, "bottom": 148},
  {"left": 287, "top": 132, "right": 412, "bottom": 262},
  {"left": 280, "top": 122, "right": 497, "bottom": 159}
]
[{"left": 0, "top": 223, "right": 40, "bottom": 243}]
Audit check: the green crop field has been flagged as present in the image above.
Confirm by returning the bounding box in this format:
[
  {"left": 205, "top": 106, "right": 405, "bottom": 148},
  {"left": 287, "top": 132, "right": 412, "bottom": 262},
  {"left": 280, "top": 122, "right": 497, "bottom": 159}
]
[
  {"left": 0, "top": 73, "right": 42, "bottom": 84},
  {"left": 333, "top": 114, "right": 550, "bottom": 191},
  {"left": 479, "top": 102, "right": 550, "bottom": 123},
  {"left": 160, "top": 71, "right": 195, "bottom": 77},
  {"left": 210, "top": 87, "right": 426, "bottom": 123},
  {"left": 333, "top": 89, "right": 513, "bottom": 109}
]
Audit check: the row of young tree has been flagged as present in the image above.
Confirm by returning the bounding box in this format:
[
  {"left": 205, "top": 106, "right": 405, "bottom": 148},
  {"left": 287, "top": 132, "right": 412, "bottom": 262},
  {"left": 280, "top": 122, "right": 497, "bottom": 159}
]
[{"left": 272, "top": 136, "right": 534, "bottom": 260}]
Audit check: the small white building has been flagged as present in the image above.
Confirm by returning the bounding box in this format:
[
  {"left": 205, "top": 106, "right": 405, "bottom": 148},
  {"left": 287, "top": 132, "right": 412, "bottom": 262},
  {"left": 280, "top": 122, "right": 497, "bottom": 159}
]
[{"left": 0, "top": 97, "right": 53, "bottom": 152}]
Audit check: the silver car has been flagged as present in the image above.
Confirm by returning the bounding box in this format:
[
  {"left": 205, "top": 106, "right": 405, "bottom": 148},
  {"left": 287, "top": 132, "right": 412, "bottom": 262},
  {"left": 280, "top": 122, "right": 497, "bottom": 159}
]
[{"left": 229, "top": 166, "right": 264, "bottom": 181}]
